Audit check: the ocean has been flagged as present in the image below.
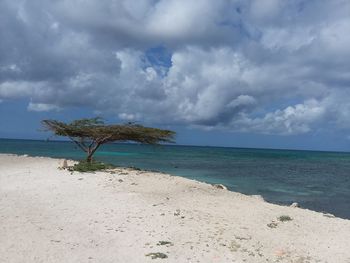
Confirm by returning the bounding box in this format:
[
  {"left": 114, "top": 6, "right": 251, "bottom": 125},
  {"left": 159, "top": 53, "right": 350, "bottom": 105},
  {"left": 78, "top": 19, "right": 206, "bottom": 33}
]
[{"left": 1, "top": 138, "right": 350, "bottom": 219}]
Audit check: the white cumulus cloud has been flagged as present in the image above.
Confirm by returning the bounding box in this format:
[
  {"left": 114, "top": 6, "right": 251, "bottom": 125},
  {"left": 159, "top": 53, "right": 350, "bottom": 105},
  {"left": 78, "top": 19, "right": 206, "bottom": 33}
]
[{"left": 0, "top": 0, "right": 349, "bottom": 135}]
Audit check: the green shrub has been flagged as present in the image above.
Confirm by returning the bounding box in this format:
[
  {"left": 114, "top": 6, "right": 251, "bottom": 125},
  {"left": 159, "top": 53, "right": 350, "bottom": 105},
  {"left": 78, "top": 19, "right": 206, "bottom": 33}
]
[
  {"left": 278, "top": 215, "right": 293, "bottom": 222},
  {"left": 70, "top": 160, "right": 114, "bottom": 172},
  {"left": 128, "top": 166, "right": 142, "bottom": 171},
  {"left": 157, "top": 241, "right": 173, "bottom": 246},
  {"left": 267, "top": 222, "right": 278, "bottom": 228},
  {"left": 145, "top": 253, "right": 168, "bottom": 259}
]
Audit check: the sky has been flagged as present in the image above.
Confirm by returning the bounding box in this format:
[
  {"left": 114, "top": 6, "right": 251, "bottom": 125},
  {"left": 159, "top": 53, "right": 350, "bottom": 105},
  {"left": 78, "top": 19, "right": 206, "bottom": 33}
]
[{"left": 0, "top": 0, "right": 350, "bottom": 151}]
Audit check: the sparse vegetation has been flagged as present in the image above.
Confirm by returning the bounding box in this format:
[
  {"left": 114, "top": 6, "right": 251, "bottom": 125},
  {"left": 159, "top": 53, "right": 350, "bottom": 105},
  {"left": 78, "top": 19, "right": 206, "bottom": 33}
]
[
  {"left": 278, "top": 215, "right": 293, "bottom": 222},
  {"left": 145, "top": 252, "right": 168, "bottom": 259},
  {"left": 70, "top": 160, "right": 114, "bottom": 172},
  {"left": 157, "top": 241, "right": 173, "bottom": 246},
  {"left": 128, "top": 166, "right": 142, "bottom": 171},
  {"left": 267, "top": 222, "right": 278, "bottom": 228},
  {"left": 229, "top": 240, "right": 241, "bottom": 252}
]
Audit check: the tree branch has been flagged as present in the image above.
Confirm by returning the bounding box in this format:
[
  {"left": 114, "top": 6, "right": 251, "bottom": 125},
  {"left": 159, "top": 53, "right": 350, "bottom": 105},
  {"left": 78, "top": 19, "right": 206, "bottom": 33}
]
[{"left": 69, "top": 136, "right": 88, "bottom": 152}]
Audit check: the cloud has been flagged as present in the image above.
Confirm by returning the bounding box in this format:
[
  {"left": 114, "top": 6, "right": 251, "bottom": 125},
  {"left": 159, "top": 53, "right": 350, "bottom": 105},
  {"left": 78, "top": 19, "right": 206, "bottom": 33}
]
[
  {"left": 0, "top": 0, "right": 349, "bottom": 135},
  {"left": 231, "top": 99, "right": 326, "bottom": 135},
  {"left": 27, "top": 102, "right": 61, "bottom": 112}
]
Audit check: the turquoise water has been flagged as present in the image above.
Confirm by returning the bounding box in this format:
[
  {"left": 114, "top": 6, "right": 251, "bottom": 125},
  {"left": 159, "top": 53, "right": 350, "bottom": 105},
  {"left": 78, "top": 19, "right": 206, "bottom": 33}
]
[{"left": 1, "top": 138, "right": 350, "bottom": 219}]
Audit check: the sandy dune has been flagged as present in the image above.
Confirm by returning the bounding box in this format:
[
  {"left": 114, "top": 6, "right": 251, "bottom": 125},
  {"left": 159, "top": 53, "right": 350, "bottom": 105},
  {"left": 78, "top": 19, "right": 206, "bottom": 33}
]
[{"left": 1, "top": 154, "right": 350, "bottom": 263}]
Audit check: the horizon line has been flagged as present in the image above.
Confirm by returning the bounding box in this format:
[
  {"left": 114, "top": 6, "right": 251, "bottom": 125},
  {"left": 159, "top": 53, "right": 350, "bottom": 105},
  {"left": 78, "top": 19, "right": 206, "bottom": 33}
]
[{"left": 0, "top": 137, "right": 349, "bottom": 154}]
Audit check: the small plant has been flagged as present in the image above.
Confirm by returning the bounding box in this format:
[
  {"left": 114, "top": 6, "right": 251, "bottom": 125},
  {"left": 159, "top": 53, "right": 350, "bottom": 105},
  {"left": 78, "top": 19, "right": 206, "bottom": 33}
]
[
  {"left": 145, "top": 252, "right": 168, "bottom": 259},
  {"left": 267, "top": 222, "right": 278, "bottom": 228},
  {"left": 157, "top": 241, "right": 173, "bottom": 246},
  {"left": 278, "top": 215, "right": 293, "bottom": 222},
  {"left": 70, "top": 160, "right": 114, "bottom": 172},
  {"left": 229, "top": 240, "right": 241, "bottom": 252},
  {"left": 128, "top": 166, "right": 142, "bottom": 171}
]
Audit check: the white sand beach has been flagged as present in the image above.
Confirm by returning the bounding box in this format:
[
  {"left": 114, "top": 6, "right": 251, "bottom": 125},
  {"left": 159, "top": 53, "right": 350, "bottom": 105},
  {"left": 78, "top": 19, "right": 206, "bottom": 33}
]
[{"left": 1, "top": 154, "right": 350, "bottom": 263}]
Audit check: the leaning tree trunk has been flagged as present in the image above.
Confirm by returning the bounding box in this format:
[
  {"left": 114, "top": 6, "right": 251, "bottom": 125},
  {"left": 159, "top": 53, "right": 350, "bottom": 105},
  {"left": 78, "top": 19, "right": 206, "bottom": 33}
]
[
  {"left": 86, "top": 142, "right": 101, "bottom": 164},
  {"left": 86, "top": 152, "right": 93, "bottom": 163}
]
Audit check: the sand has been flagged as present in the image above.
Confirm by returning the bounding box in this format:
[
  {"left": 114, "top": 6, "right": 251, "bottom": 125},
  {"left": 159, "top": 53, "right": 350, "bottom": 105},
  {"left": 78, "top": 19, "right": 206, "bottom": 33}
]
[{"left": 1, "top": 154, "right": 350, "bottom": 263}]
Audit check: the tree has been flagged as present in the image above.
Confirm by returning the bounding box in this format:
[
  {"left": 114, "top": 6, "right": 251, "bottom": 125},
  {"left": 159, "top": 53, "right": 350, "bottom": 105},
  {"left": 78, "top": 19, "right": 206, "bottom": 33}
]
[{"left": 42, "top": 118, "right": 175, "bottom": 163}]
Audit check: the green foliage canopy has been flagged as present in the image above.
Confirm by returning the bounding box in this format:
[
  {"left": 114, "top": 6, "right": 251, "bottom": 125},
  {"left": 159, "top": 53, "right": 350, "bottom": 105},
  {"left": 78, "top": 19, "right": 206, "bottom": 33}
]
[{"left": 42, "top": 117, "right": 175, "bottom": 162}]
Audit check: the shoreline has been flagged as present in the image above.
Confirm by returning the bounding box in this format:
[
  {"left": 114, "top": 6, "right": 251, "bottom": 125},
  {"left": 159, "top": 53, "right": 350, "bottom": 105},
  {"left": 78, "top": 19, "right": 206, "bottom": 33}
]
[
  {"left": 0, "top": 153, "right": 344, "bottom": 219},
  {"left": 1, "top": 154, "right": 350, "bottom": 262}
]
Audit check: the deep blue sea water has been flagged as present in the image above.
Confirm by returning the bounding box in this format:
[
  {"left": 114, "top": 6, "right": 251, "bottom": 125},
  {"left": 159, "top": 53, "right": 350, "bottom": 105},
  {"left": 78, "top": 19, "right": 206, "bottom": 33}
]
[{"left": 1, "top": 138, "right": 350, "bottom": 219}]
